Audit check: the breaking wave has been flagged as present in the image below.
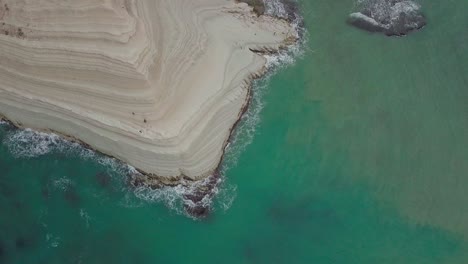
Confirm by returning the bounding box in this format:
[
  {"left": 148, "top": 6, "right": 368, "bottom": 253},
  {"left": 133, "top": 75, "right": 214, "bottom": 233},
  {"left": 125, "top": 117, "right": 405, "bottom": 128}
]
[
  {"left": 131, "top": 176, "right": 220, "bottom": 217},
  {"left": 134, "top": 1, "right": 307, "bottom": 218},
  {"left": 1, "top": 126, "right": 138, "bottom": 176},
  {"left": 222, "top": 2, "right": 306, "bottom": 171},
  {"left": 4, "top": 128, "right": 69, "bottom": 158}
]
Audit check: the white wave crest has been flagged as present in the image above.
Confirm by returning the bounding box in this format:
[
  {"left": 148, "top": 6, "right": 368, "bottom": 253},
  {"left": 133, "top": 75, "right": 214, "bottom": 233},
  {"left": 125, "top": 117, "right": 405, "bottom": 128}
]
[
  {"left": 265, "top": 0, "right": 288, "bottom": 19},
  {"left": 3, "top": 129, "right": 65, "bottom": 158},
  {"left": 222, "top": 11, "right": 306, "bottom": 172},
  {"left": 118, "top": 42, "right": 308, "bottom": 216},
  {"left": 131, "top": 175, "right": 221, "bottom": 218},
  {"left": 2, "top": 127, "right": 138, "bottom": 177}
]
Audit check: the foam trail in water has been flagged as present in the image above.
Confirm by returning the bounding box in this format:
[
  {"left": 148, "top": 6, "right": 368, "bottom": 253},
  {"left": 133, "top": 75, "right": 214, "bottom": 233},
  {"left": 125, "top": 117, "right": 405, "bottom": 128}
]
[
  {"left": 79, "top": 208, "right": 92, "bottom": 228},
  {"left": 265, "top": 0, "right": 287, "bottom": 18},
  {"left": 131, "top": 176, "right": 221, "bottom": 218},
  {"left": 2, "top": 127, "right": 138, "bottom": 176},
  {"left": 212, "top": 3, "right": 307, "bottom": 214},
  {"left": 3, "top": 129, "right": 63, "bottom": 158},
  {"left": 45, "top": 233, "right": 61, "bottom": 248},
  {"left": 0, "top": 123, "right": 209, "bottom": 217},
  {"left": 223, "top": 11, "right": 306, "bottom": 169}
]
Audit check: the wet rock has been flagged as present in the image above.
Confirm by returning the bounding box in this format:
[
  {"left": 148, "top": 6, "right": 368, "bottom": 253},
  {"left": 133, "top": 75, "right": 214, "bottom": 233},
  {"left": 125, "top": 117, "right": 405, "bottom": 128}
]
[
  {"left": 185, "top": 204, "right": 210, "bottom": 218},
  {"left": 266, "top": 0, "right": 305, "bottom": 38},
  {"left": 348, "top": 12, "right": 386, "bottom": 33},
  {"left": 183, "top": 175, "right": 219, "bottom": 219},
  {"left": 348, "top": 0, "right": 426, "bottom": 36},
  {"left": 238, "top": 0, "right": 265, "bottom": 16},
  {"left": 278, "top": 0, "right": 301, "bottom": 22},
  {"left": 130, "top": 172, "right": 220, "bottom": 219}
]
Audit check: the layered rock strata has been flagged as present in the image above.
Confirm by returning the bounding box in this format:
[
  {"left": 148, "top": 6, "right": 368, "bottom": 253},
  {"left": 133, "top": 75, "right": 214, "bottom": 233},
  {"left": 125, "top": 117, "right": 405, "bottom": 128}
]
[{"left": 0, "top": 0, "right": 296, "bottom": 181}]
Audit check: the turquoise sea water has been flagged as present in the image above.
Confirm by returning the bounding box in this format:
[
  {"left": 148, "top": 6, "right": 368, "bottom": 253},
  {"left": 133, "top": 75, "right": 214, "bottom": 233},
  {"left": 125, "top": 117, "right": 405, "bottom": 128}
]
[{"left": 1, "top": 0, "right": 467, "bottom": 263}]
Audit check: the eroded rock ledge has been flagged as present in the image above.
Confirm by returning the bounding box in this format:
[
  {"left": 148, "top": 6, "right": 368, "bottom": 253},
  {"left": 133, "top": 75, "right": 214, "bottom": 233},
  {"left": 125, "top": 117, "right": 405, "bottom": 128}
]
[
  {"left": 0, "top": 0, "right": 303, "bottom": 218},
  {"left": 0, "top": 0, "right": 296, "bottom": 182}
]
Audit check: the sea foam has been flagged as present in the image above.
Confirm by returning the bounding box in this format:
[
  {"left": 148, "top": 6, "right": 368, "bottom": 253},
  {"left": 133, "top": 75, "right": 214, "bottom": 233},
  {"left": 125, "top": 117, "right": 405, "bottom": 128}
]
[{"left": 2, "top": 127, "right": 138, "bottom": 176}]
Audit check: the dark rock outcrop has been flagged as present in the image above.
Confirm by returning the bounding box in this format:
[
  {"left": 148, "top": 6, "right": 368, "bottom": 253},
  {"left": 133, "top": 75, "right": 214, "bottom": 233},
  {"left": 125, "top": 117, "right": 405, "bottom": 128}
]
[
  {"left": 238, "top": 0, "right": 265, "bottom": 16},
  {"left": 348, "top": 0, "right": 426, "bottom": 36}
]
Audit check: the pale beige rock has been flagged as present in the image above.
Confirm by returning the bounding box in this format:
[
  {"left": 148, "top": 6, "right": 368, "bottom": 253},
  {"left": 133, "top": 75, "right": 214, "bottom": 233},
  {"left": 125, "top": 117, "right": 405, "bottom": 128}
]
[{"left": 0, "top": 0, "right": 295, "bottom": 180}]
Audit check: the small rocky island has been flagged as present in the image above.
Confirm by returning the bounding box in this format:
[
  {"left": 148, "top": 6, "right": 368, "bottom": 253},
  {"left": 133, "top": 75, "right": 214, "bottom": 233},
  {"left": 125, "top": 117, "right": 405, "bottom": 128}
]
[{"left": 348, "top": 0, "right": 426, "bottom": 36}]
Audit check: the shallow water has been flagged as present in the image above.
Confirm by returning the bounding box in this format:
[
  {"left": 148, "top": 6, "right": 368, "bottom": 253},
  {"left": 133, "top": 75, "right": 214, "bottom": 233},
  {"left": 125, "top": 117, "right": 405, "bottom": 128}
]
[{"left": 1, "top": 0, "right": 468, "bottom": 263}]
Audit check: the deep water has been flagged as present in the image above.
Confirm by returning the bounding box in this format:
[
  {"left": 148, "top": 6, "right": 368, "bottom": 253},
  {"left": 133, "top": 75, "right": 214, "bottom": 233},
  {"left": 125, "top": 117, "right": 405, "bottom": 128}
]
[{"left": 1, "top": 0, "right": 468, "bottom": 263}]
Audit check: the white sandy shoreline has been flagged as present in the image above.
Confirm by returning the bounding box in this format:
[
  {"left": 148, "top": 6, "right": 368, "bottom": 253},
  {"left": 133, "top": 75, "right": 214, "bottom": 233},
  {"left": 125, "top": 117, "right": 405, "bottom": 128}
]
[{"left": 0, "top": 0, "right": 299, "bottom": 183}]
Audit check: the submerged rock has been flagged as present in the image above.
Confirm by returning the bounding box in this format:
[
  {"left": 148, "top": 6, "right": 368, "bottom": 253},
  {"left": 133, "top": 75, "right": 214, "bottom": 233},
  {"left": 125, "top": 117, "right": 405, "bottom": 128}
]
[
  {"left": 64, "top": 187, "right": 81, "bottom": 207},
  {"left": 95, "top": 172, "right": 111, "bottom": 188},
  {"left": 15, "top": 237, "right": 27, "bottom": 249},
  {"left": 130, "top": 172, "right": 220, "bottom": 219},
  {"left": 348, "top": 0, "right": 426, "bottom": 36}
]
